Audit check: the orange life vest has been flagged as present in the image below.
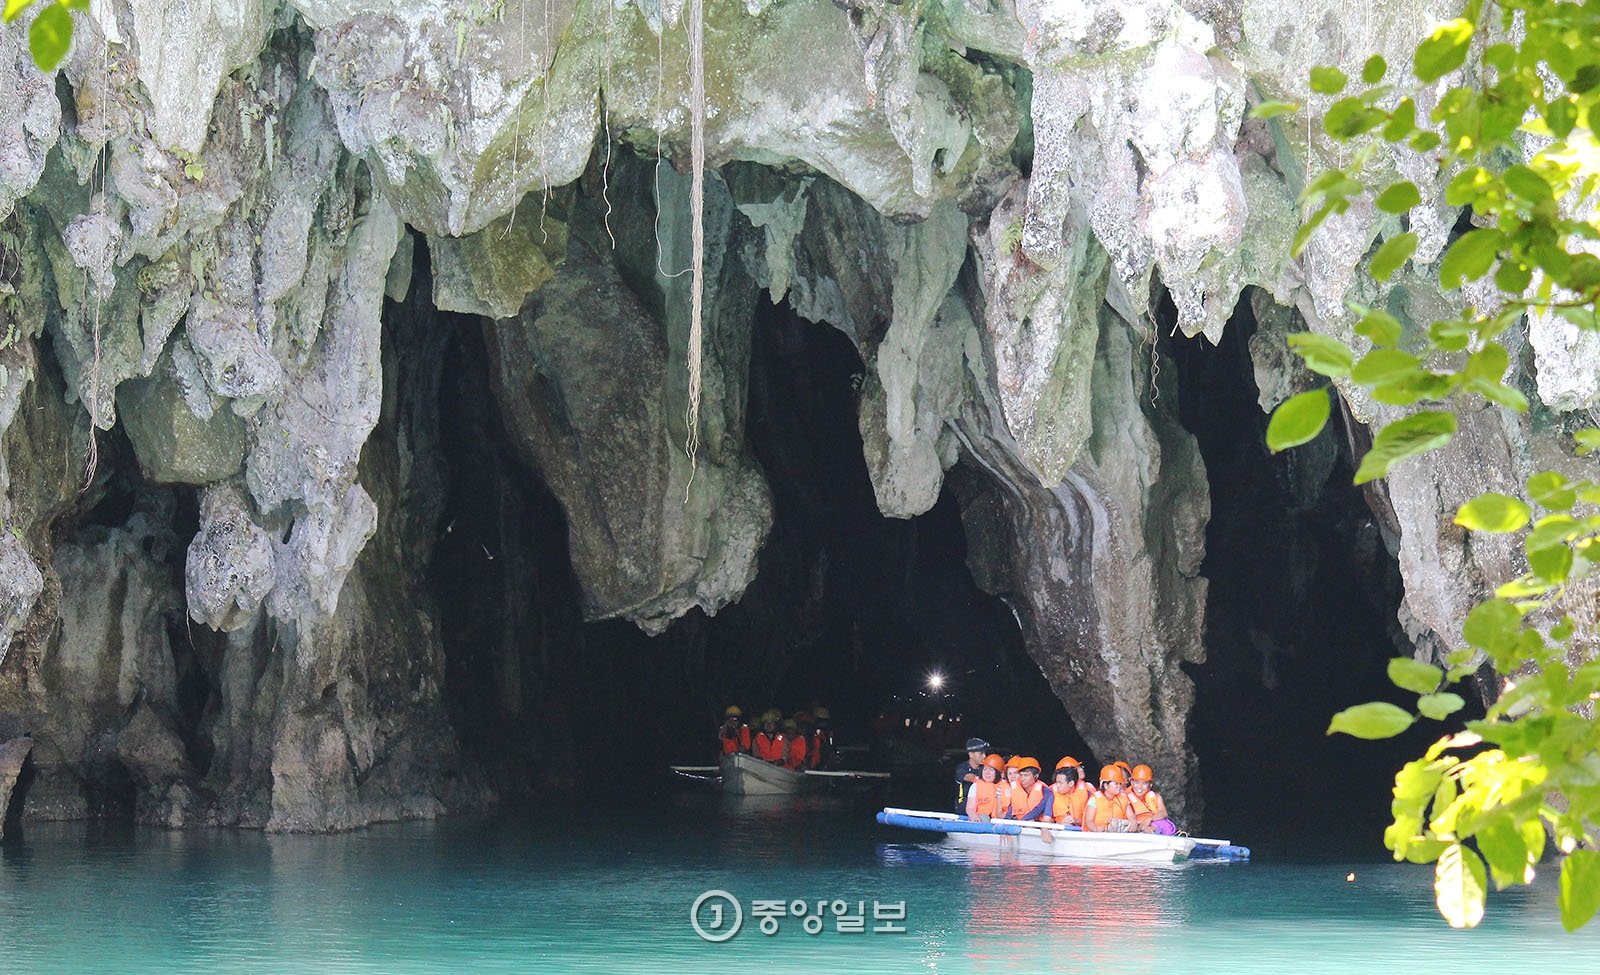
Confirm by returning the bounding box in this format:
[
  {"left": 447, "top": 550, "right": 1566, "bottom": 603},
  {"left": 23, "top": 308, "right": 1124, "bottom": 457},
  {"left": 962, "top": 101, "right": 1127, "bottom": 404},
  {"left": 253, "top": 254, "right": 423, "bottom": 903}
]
[
  {"left": 1047, "top": 781, "right": 1096, "bottom": 825},
  {"left": 968, "top": 780, "right": 1000, "bottom": 818},
  {"left": 753, "top": 731, "right": 786, "bottom": 763},
  {"left": 1084, "top": 791, "right": 1134, "bottom": 831},
  {"left": 1128, "top": 788, "right": 1167, "bottom": 825},
  {"left": 720, "top": 725, "right": 751, "bottom": 755},
  {"left": 1007, "top": 781, "right": 1048, "bottom": 819},
  {"left": 784, "top": 734, "right": 808, "bottom": 770},
  {"left": 807, "top": 729, "right": 831, "bottom": 769}
]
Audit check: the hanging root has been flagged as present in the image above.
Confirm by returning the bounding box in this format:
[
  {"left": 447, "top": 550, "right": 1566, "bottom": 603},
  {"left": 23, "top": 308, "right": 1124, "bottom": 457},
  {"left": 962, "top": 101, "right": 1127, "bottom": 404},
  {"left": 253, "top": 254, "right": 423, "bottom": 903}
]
[{"left": 683, "top": 0, "right": 706, "bottom": 497}]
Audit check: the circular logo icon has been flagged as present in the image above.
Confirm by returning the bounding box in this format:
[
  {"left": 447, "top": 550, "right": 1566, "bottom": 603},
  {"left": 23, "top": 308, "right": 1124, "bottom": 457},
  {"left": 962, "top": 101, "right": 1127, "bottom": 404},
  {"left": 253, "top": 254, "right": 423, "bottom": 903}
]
[{"left": 690, "top": 889, "right": 743, "bottom": 942}]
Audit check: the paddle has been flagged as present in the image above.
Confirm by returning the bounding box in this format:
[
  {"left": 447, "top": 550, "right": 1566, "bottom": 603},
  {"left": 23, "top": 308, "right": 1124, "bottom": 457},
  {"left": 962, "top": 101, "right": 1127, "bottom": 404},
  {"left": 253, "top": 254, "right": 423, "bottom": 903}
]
[
  {"left": 669, "top": 765, "right": 720, "bottom": 773},
  {"left": 805, "top": 770, "right": 892, "bottom": 779}
]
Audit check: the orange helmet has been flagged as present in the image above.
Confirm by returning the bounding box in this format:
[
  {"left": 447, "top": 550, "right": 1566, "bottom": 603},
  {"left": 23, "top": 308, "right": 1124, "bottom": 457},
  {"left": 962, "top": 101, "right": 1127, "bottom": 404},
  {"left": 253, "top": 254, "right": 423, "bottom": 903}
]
[
  {"left": 1131, "top": 764, "right": 1154, "bottom": 782},
  {"left": 1099, "top": 764, "right": 1129, "bottom": 785},
  {"left": 1055, "top": 756, "right": 1081, "bottom": 770},
  {"left": 1114, "top": 760, "right": 1133, "bottom": 777},
  {"left": 1016, "top": 756, "right": 1042, "bottom": 773},
  {"left": 982, "top": 754, "right": 1007, "bottom": 771},
  {"left": 1004, "top": 755, "right": 1022, "bottom": 769},
  {"left": 724, "top": 705, "right": 743, "bottom": 718}
]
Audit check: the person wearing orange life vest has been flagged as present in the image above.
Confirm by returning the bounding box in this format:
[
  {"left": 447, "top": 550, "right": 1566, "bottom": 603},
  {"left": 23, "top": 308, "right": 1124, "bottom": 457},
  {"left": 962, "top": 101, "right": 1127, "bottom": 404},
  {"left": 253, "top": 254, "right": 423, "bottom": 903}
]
[
  {"left": 718, "top": 706, "right": 752, "bottom": 755},
  {"left": 781, "top": 718, "right": 808, "bottom": 770},
  {"left": 752, "top": 709, "right": 786, "bottom": 763},
  {"left": 965, "top": 754, "right": 1007, "bottom": 820},
  {"left": 1128, "top": 764, "right": 1177, "bottom": 835},
  {"left": 1083, "top": 764, "right": 1138, "bottom": 832},
  {"left": 1004, "top": 757, "right": 1049, "bottom": 821},
  {"left": 1045, "top": 756, "right": 1097, "bottom": 826},
  {"left": 807, "top": 707, "right": 834, "bottom": 770}
]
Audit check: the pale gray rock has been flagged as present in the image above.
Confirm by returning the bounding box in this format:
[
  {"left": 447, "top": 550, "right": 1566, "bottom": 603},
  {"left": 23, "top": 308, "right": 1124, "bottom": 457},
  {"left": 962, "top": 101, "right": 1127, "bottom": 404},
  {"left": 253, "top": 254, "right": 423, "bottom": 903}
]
[
  {"left": 0, "top": 736, "right": 30, "bottom": 840},
  {"left": 117, "top": 361, "right": 249, "bottom": 484},
  {"left": 0, "top": 535, "right": 43, "bottom": 669},
  {"left": 186, "top": 484, "right": 276, "bottom": 632}
]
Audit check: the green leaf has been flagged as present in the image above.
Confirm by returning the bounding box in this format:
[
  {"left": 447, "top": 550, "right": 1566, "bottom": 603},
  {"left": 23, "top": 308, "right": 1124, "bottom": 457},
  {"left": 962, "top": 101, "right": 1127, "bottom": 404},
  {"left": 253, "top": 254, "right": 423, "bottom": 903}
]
[
  {"left": 1362, "top": 55, "right": 1388, "bottom": 85},
  {"left": 1355, "top": 411, "right": 1457, "bottom": 484},
  {"left": 1370, "top": 232, "right": 1418, "bottom": 280},
  {"left": 1415, "top": 19, "right": 1475, "bottom": 83},
  {"left": 1355, "top": 308, "right": 1404, "bottom": 345},
  {"left": 1375, "top": 182, "right": 1422, "bottom": 214},
  {"left": 1439, "top": 229, "right": 1504, "bottom": 289},
  {"left": 1311, "top": 66, "right": 1349, "bottom": 94},
  {"left": 1351, "top": 349, "right": 1421, "bottom": 386},
  {"left": 1266, "top": 389, "right": 1331, "bottom": 452},
  {"left": 1494, "top": 260, "right": 1532, "bottom": 294},
  {"left": 27, "top": 0, "right": 72, "bottom": 72},
  {"left": 1527, "top": 539, "right": 1573, "bottom": 584},
  {"left": 1503, "top": 165, "right": 1553, "bottom": 203},
  {"left": 1328, "top": 701, "right": 1416, "bottom": 739},
  {"left": 1371, "top": 372, "right": 1451, "bottom": 406},
  {"left": 1324, "top": 97, "right": 1380, "bottom": 139},
  {"left": 1388, "top": 657, "right": 1443, "bottom": 695},
  {"left": 1383, "top": 99, "right": 1417, "bottom": 142},
  {"left": 3, "top": 0, "right": 35, "bottom": 23},
  {"left": 1576, "top": 430, "right": 1600, "bottom": 455},
  {"left": 1474, "top": 818, "right": 1532, "bottom": 889},
  {"left": 1418, "top": 692, "right": 1466, "bottom": 720},
  {"left": 1454, "top": 493, "right": 1531, "bottom": 533},
  {"left": 1287, "top": 333, "right": 1354, "bottom": 377},
  {"left": 1463, "top": 343, "right": 1508, "bottom": 382},
  {"left": 1546, "top": 97, "right": 1578, "bottom": 138},
  {"left": 1527, "top": 472, "right": 1575, "bottom": 510},
  {"left": 1250, "top": 101, "right": 1300, "bottom": 120},
  {"left": 1560, "top": 849, "right": 1600, "bottom": 931},
  {"left": 1462, "top": 599, "right": 1522, "bottom": 661},
  {"left": 1436, "top": 843, "right": 1488, "bottom": 928}
]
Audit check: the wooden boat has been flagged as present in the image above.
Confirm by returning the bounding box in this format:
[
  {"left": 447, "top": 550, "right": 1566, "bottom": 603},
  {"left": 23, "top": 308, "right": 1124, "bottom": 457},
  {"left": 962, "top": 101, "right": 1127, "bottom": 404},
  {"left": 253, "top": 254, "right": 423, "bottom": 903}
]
[
  {"left": 875, "top": 808, "right": 1250, "bottom": 864},
  {"left": 667, "top": 753, "right": 891, "bottom": 796}
]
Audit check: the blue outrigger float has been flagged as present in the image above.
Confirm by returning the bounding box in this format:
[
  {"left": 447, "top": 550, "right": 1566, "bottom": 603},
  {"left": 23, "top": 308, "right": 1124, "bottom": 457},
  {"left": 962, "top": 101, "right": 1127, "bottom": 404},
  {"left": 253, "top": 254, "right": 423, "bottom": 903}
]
[{"left": 877, "top": 808, "right": 1251, "bottom": 864}]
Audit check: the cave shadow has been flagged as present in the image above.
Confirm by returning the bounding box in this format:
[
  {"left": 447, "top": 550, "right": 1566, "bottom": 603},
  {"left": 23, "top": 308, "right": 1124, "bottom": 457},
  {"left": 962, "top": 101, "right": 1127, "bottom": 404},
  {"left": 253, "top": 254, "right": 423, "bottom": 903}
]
[
  {"left": 423, "top": 265, "right": 1088, "bottom": 803},
  {"left": 1166, "top": 290, "right": 1467, "bottom": 855}
]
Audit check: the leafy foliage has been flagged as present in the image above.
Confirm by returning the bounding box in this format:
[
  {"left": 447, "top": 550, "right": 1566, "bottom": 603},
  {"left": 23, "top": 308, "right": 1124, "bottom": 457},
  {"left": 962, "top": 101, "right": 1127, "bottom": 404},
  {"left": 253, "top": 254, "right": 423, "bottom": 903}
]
[
  {"left": 1251, "top": 0, "right": 1600, "bottom": 930},
  {"left": 3, "top": 0, "right": 84, "bottom": 72}
]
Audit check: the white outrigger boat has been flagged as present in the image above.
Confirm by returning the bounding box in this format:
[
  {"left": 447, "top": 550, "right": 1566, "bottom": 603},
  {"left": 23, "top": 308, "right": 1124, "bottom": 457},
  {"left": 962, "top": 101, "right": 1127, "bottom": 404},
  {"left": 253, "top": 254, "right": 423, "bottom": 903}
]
[
  {"left": 876, "top": 808, "right": 1250, "bottom": 864},
  {"left": 669, "top": 752, "right": 892, "bottom": 796}
]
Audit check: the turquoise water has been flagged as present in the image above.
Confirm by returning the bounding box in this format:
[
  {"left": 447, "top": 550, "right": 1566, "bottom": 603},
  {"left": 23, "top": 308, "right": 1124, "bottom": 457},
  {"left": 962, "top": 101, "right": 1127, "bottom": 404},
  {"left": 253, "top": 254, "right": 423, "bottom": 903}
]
[{"left": 1, "top": 794, "right": 1593, "bottom": 974}]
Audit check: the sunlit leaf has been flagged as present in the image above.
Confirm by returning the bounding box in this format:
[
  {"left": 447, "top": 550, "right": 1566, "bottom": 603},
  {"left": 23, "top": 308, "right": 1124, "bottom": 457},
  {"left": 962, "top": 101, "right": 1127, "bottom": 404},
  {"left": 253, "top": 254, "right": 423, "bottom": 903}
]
[
  {"left": 1383, "top": 99, "right": 1417, "bottom": 142},
  {"left": 27, "top": 1, "right": 72, "bottom": 72},
  {"left": 3, "top": 0, "right": 35, "bottom": 24},
  {"left": 1560, "top": 849, "right": 1600, "bottom": 931},
  {"left": 1363, "top": 55, "right": 1388, "bottom": 85},
  {"left": 1376, "top": 182, "right": 1422, "bottom": 214},
  {"left": 1462, "top": 599, "right": 1522, "bottom": 661},
  {"left": 1454, "top": 493, "right": 1531, "bottom": 533},
  {"left": 1329, "top": 701, "right": 1416, "bottom": 739},
  {"left": 1577, "top": 430, "right": 1600, "bottom": 455},
  {"left": 1417, "top": 692, "right": 1465, "bottom": 720},
  {"left": 1526, "top": 539, "right": 1573, "bottom": 584},
  {"left": 1371, "top": 232, "right": 1418, "bottom": 280},
  {"left": 1440, "top": 229, "right": 1504, "bottom": 289},
  {"left": 1389, "top": 657, "right": 1444, "bottom": 695},
  {"left": 1311, "top": 66, "right": 1349, "bottom": 94},
  {"left": 1288, "top": 333, "right": 1354, "bottom": 377},
  {"left": 1267, "top": 389, "right": 1331, "bottom": 452},
  {"left": 1474, "top": 818, "right": 1532, "bottom": 889},
  {"left": 1504, "top": 165, "right": 1553, "bottom": 203},
  {"left": 1527, "top": 472, "right": 1575, "bottom": 510},
  {"left": 1355, "top": 308, "right": 1404, "bottom": 345},
  {"left": 1415, "top": 19, "right": 1475, "bottom": 83},
  {"left": 1352, "top": 349, "right": 1422, "bottom": 386},
  {"left": 1355, "top": 411, "right": 1457, "bottom": 484},
  {"left": 1437, "top": 843, "right": 1488, "bottom": 927}
]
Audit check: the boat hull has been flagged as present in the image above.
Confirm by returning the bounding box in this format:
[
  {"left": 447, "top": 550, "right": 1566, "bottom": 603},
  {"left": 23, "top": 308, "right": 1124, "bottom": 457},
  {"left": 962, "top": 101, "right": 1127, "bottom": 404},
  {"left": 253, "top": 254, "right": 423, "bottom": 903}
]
[
  {"left": 876, "top": 809, "right": 1199, "bottom": 864},
  {"left": 721, "top": 752, "right": 818, "bottom": 796}
]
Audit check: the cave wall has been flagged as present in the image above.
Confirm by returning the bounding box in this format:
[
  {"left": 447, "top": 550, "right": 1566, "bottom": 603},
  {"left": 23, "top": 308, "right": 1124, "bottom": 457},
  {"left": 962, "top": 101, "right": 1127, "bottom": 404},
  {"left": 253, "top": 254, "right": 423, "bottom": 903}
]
[{"left": 0, "top": 0, "right": 1591, "bottom": 830}]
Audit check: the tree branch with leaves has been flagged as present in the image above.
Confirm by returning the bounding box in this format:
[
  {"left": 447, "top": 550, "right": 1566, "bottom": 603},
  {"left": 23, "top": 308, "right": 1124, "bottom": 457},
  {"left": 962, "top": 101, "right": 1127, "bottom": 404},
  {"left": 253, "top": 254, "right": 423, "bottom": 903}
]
[{"left": 1255, "top": 0, "right": 1600, "bottom": 931}]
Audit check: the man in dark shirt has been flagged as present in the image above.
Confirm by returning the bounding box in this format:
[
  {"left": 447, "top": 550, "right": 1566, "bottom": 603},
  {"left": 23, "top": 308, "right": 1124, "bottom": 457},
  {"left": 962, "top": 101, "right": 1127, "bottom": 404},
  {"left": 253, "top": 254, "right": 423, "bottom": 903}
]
[{"left": 954, "top": 737, "right": 991, "bottom": 813}]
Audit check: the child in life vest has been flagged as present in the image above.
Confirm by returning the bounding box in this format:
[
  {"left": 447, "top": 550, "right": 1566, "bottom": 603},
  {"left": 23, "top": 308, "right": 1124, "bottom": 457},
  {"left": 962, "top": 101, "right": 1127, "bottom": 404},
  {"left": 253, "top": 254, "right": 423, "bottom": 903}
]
[
  {"left": 1128, "top": 764, "right": 1176, "bottom": 835},
  {"left": 965, "top": 754, "right": 1007, "bottom": 820}
]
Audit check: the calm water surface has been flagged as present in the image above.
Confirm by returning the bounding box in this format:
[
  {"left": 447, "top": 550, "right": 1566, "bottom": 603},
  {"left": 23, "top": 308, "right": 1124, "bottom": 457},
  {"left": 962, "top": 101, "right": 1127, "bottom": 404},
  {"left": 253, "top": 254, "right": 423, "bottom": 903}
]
[{"left": 1, "top": 794, "right": 1593, "bottom": 974}]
